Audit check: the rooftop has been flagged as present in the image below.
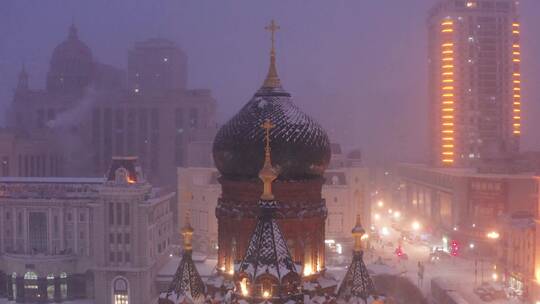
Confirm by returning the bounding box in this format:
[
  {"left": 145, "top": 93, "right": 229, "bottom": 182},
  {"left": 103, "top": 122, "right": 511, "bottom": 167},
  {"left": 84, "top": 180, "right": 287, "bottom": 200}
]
[{"left": 399, "top": 163, "right": 536, "bottom": 180}]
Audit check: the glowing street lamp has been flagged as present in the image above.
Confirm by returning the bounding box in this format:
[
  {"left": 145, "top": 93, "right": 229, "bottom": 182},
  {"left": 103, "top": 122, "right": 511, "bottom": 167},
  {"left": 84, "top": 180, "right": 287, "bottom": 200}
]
[
  {"left": 393, "top": 211, "right": 401, "bottom": 219},
  {"left": 411, "top": 221, "right": 421, "bottom": 231},
  {"left": 377, "top": 200, "right": 384, "bottom": 208},
  {"left": 486, "top": 231, "right": 500, "bottom": 240},
  {"left": 374, "top": 213, "right": 381, "bottom": 221}
]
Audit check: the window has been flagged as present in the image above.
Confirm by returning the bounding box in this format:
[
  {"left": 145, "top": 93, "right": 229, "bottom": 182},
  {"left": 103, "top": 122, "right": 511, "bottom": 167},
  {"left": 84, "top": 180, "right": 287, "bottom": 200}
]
[
  {"left": 67, "top": 212, "right": 72, "bottom": 222},
  {"left": 110, "top": 252, "right": 115, "bottom": 262},
  {"left": 117, "top": 233, "right": 123, "bottom": 244},
  {"left": 116, "top": 203, "right": 122, "bottom": 225},
  {"left": 125, "top": 233, "right": 130, "bottom": 244},
  {"left": 125, "top": 252, "right": 131, "bottom": 263},
  {"left": 79, "top": 213, "right": 85, "bottom": 222},
  {"left": 53, "top": 215, "right": 59, "bottom": 238},
  {"left": 47, "top": 274, "right": 55, "bottom": 300},
  {"left": 17, "top": 212, "right": 23, "bottom": 236},
  {"left": 29, "top": 212, "right": 48, "bottom": 253},
  {"left": 109, "top": 203, "right": 114, "bottom": 225},
  {"left": 11, "top": 273, "right": 17, "bottom": 300},
  {"left": 60, "top": 273, "right": 67, "bottom": 299},
  {"left": 110, "top": 234, "right": 115, "bottom": 243},
  {"left": 113, "top": 278, "right": 129, "bottom": 304},
  {"left": 117, "top": 252, "right": 123, "bottom": 263},
  {"left": 124, "top": 203, "right": 130, "bottom": 225},
  {"left": 80, "top": 231, "right": 85, "bottom": 240}
]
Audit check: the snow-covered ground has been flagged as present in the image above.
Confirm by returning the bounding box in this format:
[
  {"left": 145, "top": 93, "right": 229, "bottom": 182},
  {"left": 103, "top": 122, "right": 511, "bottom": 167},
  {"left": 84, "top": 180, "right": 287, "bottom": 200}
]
[
  {"left": 0, "top": 300, "right": 94, "bottom": 304},
  {"left": 354, "top": 225, "right": 527, "bottom": 304}
]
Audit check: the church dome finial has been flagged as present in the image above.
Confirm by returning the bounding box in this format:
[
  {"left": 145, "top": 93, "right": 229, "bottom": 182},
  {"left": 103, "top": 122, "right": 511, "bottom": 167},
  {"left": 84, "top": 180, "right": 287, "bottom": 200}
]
[
  {"left": 182, "top": 211, "right": 194, "bottom": 252},
  {"left": 69, "top": 23, "right": 78, "bottom": 39},
  {"left": 259, "top": 119, "right": 278, "bottom": 200},
  {"left": 262, "top": 20, "right": 282, "bottom": 89}
]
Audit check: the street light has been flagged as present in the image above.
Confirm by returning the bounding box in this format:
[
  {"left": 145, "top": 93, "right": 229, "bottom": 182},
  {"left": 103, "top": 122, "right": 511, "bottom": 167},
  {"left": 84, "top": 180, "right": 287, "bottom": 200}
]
[
  {"left": 486, "top": 231, "right": 500, "bottom": 239},
  {"left": 377, "top": 200, "right": 384, "bottom": 208},
  {"left": 374, "top": 213, "right": 381, "bottom": 221},
  {"left": 393, "top": 211, "right": 401, "bottom": 219},
  {"left": 412, "top": 221, "right": 421, "bottom": 231}
]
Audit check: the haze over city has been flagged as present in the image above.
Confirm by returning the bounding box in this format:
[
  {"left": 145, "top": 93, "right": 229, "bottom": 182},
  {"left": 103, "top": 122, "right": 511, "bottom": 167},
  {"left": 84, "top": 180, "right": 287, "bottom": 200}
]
[
  {"left": 2, "top": 1, "right": 540, "bottom": 304},
  {"left": 1, "top": 0, "right": 539, "bottom": 164}
]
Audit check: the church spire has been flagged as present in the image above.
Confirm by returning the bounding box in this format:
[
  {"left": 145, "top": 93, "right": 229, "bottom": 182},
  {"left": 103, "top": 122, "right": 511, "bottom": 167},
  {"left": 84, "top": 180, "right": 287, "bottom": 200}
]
[
  {"left": 262, "top": 19, "right": 282, "bottom": 89},
  {"left": 17, "top": 63, "right": 29, "bottom": 91},
  {"left": 259, "top": 119, "right": 277, "bottom": 200},
  {"left": 68, "top": 23, "right": 78, "bottom": 40}
]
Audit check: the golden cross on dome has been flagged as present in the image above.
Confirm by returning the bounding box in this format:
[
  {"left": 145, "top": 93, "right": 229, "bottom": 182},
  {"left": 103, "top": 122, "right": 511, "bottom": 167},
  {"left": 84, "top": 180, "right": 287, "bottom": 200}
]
[
  {"left": 265, "top": 19, "right": 280, "bottom": 55},
  {"left": 262, "top": 119, "right": 275, "bottom": 155},
  {"left": 259, "top": 119, "right": 277, "bottom": 200}
]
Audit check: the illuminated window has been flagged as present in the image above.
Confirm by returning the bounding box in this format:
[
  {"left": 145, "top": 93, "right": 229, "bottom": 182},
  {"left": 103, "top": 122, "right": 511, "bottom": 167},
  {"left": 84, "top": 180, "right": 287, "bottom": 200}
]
[
  {"left": 60, "top": 273, "right": 68, "bottom": 299},
  {"left": 113, "top": 278, "right": 129, "bottom": 304}
]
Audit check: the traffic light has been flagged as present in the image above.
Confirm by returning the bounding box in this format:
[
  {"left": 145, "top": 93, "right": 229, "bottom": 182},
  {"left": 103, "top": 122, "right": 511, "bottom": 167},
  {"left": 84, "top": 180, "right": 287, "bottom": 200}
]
[{"left": 450, "top": 240, "right": 459, "bottom": 256}]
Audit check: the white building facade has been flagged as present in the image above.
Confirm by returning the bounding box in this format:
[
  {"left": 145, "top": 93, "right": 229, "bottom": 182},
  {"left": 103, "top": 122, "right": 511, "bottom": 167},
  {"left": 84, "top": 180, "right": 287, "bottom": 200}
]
[{"left": 0, "top": 157, "right": 174, "bottom": 304}]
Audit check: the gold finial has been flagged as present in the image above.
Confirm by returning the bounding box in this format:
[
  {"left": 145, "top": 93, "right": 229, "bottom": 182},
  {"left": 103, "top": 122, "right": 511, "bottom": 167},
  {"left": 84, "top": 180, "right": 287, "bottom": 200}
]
[
  {"left": 352, "top": 214, "right": 367, "bottom": 252},
  {"left": 259, "top": 119, "right": 277, "bottom": 200},
  {"left": 182, "top": 210, "right": 194, "bottom": 252},
  {"left": 262, "top": 19, "right": 282, "bottom": 89}
]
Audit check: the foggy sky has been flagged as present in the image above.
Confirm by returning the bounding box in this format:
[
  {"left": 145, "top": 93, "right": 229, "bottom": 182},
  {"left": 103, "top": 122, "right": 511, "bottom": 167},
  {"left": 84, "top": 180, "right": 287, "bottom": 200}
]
[{"left": 1, "top": 0, "right": 539, "bottom": 164}]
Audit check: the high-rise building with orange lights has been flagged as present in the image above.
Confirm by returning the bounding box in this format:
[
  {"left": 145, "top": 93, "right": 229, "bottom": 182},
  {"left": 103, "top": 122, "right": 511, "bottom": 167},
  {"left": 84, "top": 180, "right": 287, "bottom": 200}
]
[{"left": 428, "top": 0, "right": 521, "bottom": 167}]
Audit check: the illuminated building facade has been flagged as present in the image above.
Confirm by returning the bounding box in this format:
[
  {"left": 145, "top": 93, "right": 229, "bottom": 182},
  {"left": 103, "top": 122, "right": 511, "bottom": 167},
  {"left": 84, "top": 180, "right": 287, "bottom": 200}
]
[{"left": 428, "top": 0, "right": 521, "bottom": 167}]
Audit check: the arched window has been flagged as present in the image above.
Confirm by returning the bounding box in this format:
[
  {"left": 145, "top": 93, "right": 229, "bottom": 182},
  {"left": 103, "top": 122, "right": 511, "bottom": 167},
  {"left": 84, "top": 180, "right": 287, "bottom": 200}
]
[
  {"left": 11, "top": 273, "right": 17, "bottom": 299},
  {"left": 47, "top": 274, "right": 55, "bottom": 300},
  {"left": 113, "top": 277, "right": 129, "bottom": 304},
  {"left": 24, "top": 272, "right": 38, "bottom": 300},
  {"left": 60, "top": 272, "right": 67, "bottom": 299}
]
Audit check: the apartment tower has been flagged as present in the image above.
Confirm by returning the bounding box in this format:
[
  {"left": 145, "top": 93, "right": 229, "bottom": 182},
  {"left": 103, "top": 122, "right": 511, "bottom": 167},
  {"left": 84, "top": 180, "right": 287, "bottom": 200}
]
[{"left": 428, "top": 0, "right": 521, "bottom": 167}]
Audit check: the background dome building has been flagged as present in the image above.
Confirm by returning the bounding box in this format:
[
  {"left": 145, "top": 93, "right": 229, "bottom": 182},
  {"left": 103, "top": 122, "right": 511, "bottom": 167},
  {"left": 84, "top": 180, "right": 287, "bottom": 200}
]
[
  {"left": 46, "top": 24, "right": 94, "bottom": 95},
  {"left": 213, "top": 20, "right": 331, "bottom": 276}
]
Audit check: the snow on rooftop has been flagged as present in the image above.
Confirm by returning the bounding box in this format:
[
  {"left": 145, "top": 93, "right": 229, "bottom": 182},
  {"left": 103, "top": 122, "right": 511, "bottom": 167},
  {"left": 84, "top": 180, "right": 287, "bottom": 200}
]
[{"left": 0, "top": 176, "right": 105, "bottom": 184}]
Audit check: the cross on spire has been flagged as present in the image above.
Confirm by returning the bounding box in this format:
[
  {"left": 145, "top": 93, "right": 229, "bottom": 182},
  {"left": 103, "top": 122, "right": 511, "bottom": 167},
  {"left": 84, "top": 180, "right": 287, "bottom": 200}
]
[
  {"left": 262, "top": 119, "right": 275, "bottom": 157},
  {"left": 265, "top": 19, "right": 280, "bottom": 55},
  {"left": 259, "top": 119, "right": 277, "bottom": 200},
  {"left": 262, "top": 20, "right": 282, "bottom": 89}
]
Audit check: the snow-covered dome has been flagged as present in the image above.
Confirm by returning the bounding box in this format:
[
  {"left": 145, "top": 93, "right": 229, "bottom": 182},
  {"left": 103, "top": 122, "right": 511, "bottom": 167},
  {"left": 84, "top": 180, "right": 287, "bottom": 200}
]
[
  {"left": 212, "top": 42, "right": 330, "bottom": 181},
  {"left": 46, "top": 24, "right": 94, "bottom": 93}
]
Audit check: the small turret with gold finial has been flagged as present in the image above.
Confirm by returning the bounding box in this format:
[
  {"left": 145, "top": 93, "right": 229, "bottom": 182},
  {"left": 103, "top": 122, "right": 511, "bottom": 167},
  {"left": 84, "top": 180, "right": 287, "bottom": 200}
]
[
  {"left": 351, "top": 214, "right": 367, "bottom": 252},
  {"left": 182, "top": 212, "right": 194, "bottom": 253}
]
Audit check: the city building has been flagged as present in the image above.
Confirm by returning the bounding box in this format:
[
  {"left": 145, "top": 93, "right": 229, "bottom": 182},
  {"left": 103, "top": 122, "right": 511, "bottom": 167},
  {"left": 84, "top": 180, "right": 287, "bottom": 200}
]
[
  {"left": 7, "top": 25, "right": 217, "bottom": 187},
  {"left": 0, "top": 157, "right": 174, "bottom": 304},
  {"left": 497, "top": 211, "right": 539, "bottom": 301},
  {"left": 397, "top": 163, "right": 537, "bottom": 255},
  {"left": 176, "top": 144, "right": 369, "bottom": 256},
  {"left": 0, "top": 129, "right": 64, "bottom": 177},
  {"left": 428, "top": 0, "right": 521, "bottom": 167}
]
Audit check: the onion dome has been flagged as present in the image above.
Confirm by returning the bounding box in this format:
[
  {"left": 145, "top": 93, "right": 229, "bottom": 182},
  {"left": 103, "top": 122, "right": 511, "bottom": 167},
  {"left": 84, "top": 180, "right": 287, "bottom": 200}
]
[
  {"left": 213, "top": 20, "right": 330, "bottom": 181},
  {"left": 46, "top": 24, "right": 94, "bottom": 93}
]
